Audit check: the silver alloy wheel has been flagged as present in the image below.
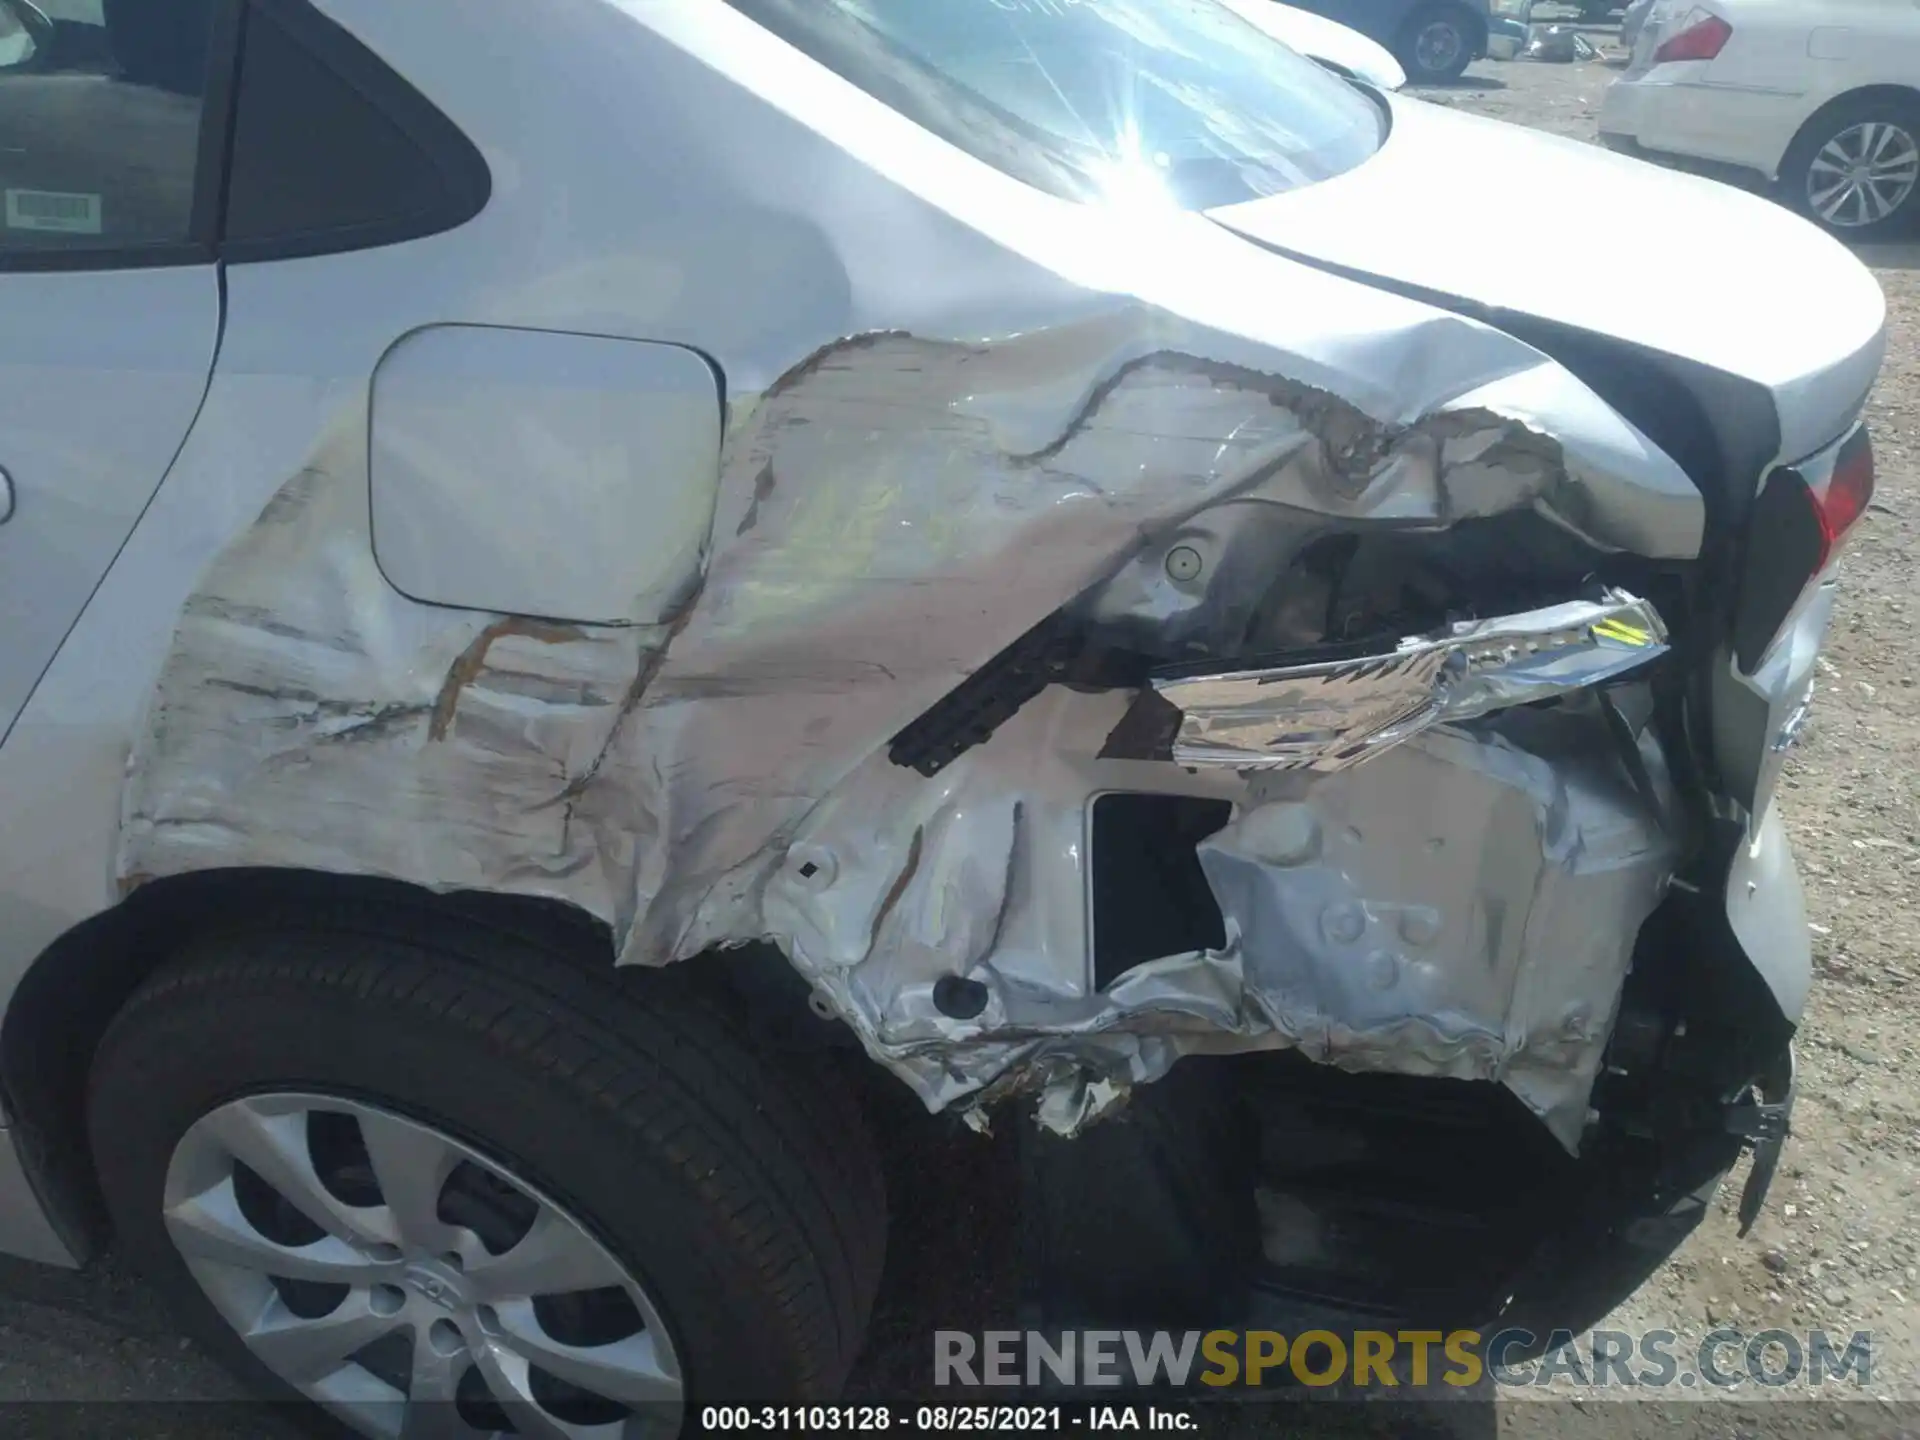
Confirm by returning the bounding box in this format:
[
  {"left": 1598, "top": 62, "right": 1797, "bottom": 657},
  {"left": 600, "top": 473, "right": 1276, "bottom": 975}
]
[
  {"left": 1808, "top": 120, "right": 1920, "bottom": 228},
  {"left": 1414, "top": 19, "right": 1464, "bottom": 75},
  {"left": 164, "top": 1094, "right": 683, "bottom": 1440}
]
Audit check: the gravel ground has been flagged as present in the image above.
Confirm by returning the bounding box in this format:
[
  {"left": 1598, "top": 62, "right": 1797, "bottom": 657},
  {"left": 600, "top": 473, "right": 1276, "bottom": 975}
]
[{"left": 2, "top": 27, "right": 1916, "bottom": 1440}]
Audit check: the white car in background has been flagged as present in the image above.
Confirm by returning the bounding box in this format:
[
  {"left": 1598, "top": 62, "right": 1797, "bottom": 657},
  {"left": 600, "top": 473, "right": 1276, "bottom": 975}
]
[
  {"left": 1601, "top": 0, "right": 1920, "bottom": 238},
  {"left": 1223, "top": 0, "right": 1408, "bottom": 88}
]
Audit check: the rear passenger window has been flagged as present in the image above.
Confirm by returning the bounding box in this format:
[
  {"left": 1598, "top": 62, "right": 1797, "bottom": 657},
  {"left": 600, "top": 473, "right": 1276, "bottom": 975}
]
[
  {"left": 0, "top": 0, "right": 220, "bottom": 256},
  {"left": 219, "top": 0, "right": 489, "bottom": 261}
]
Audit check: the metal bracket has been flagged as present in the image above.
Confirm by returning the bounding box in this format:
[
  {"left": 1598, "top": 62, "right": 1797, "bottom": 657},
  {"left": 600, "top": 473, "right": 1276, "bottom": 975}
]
[
  {"left": 889, "top": 617, "right": 1143, "bottom": 777},
  {"left": 1729, "top": 1045, "right": 1796, "bottom": 1237}
]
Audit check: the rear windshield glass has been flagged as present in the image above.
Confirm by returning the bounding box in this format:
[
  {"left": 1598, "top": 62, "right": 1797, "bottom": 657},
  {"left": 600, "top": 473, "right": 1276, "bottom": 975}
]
[{"left": 722, "top": 0, "right": 1386, "bottom": 210}]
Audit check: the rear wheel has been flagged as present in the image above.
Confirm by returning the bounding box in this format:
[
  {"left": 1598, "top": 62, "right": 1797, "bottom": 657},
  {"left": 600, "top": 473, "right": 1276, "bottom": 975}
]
[
  {"left": 1397, "top": 4, "right": 1477, "bottom": 83},
  {"left": 88, "top": 904, "right": 887, "bottom": 1437},
  {"left": 1782, "top": 95, "right": 1920, "bottom": 240}
]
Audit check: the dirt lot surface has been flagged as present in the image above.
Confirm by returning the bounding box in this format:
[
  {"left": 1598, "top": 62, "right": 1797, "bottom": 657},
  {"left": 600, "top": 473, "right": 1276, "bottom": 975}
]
[{"left": 1, "top": 30, "right": 1916, "bottom": 1440}]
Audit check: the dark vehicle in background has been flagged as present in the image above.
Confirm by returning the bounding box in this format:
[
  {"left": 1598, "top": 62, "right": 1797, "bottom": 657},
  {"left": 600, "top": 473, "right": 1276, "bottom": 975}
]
[
  {"left": 1282, "top": 0, "right": 1490, "bottom": 80},
  {"left": 1619, "top": 0, "right": 1654, "bottom": 50}
]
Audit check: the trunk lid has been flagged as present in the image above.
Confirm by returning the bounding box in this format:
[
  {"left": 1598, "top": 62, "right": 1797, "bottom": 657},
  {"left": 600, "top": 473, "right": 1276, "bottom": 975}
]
[{"left": 1208, "top": 94, "right": 1885, "bottom": 464}]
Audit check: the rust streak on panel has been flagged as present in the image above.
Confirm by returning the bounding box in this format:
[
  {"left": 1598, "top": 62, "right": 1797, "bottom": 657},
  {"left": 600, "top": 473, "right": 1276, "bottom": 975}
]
[{"left": 428, "top": 617, "right": 590, "bottom": 742}]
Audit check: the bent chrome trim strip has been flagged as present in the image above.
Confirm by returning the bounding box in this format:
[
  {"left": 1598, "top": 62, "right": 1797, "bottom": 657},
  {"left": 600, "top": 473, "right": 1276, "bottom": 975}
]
[{"left": 1155, "top": 590, "right": 1668, "bottom": 771}]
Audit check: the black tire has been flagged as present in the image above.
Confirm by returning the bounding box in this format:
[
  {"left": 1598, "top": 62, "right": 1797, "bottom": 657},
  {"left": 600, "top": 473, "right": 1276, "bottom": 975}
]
[
  {"left": 1397, "top": 4, "right": 1477, "bottom": 83},
  {"left": 87, "top": 899, "right": 887, "bottom": 1420},
  {"left": 1781, "top": 94, "right": 1920, "bottom": 241}
]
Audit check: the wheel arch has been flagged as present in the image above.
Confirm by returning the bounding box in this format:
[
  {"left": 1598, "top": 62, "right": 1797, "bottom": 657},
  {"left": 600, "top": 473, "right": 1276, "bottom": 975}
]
[
  {"left": 0, "top": 866, "right": 839, "bottom": 1263},
  {"left": 1779, "top": 83, "right": 1920, "bottom": 178}
]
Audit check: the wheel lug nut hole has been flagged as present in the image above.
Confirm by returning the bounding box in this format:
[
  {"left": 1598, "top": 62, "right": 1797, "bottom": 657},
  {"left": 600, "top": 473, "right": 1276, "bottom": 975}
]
[
  {"left": 367, "top": 1243, "right": 403, "bottom": 1263},
  {"left": 370, "top": 1284, "right": 406, "bottom": 1317},
  {"left": 476, "top": 1304, "right": 500, "bottom": 1333},
  {"left": 440, "top": 1251, "right": 464, "bottom": 1272},
  {"left": 429, "top": 1318, "right": 464, "bottom": 1356}
]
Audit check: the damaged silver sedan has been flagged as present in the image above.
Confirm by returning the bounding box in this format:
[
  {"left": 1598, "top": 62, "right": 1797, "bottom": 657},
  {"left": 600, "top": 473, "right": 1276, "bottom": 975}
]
[{"left": 0, "top": 0, "right": 1884, "bottom": 1430}]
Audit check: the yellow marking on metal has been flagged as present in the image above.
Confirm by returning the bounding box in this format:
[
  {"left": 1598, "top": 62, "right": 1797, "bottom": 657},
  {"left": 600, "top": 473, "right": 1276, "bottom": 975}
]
[{"left": 1591, "top": 618, "right": 1653, "bottom": 647}]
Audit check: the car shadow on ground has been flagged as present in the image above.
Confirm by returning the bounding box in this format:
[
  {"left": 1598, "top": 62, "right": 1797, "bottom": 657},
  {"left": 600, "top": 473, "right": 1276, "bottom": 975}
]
[{"left": 837, "top": 1084, "right": 1503, "bottom": 1438}]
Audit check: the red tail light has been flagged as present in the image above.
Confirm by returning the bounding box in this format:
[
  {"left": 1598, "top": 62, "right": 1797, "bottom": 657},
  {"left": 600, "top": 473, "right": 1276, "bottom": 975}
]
[
  {"left": 1732, "top": 427, "right": 1873, "bottom": 671},
  {"left": 1653, "top": 9, "right": 1732, "bottom": 63},
  {"left": 1813, "top": 427, "right": 1875, "bottom": 565}
]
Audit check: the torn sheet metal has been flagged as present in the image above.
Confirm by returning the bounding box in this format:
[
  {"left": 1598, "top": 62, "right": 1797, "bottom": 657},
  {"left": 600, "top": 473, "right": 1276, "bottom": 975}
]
[
  {"left": 1152, "top": 589, "right": 1668, "bottom": 771},
  {"left": 1194, "top": 700, "right": 1676, "bottom": 1148},
  {"left": 610, "top": 328, "right": 1701, "bottom": 972},
  {"left": 762, "top": 685, "right": 1675, "bottom": 1149},
  {"left": 119, "top": 314, "right": 1696, "bottom": 1146}
]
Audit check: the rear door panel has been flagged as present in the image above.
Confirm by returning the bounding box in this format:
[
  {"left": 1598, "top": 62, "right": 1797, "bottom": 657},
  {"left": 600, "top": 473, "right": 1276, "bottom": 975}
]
[
  {"left": 0, "top": 268, "right": 218, "bottom": 739},
  {"left": 0, "top": 0, "right": 230, "bottom": 740}
]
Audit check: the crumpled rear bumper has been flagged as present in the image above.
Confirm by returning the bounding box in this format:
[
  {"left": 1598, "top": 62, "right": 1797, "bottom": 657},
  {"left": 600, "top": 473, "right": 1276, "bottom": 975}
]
[
  {"left": 761, "top": 530, "right": 1821, "bottom": 1170},
  {"left": 764, "top": 588, "right": 1682, "bottom": 1150}
]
